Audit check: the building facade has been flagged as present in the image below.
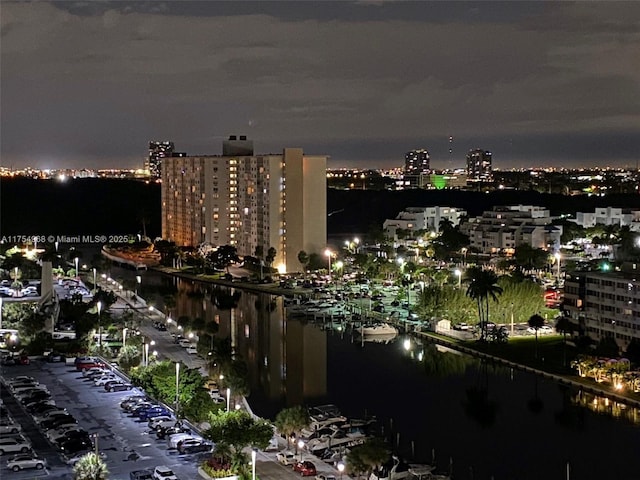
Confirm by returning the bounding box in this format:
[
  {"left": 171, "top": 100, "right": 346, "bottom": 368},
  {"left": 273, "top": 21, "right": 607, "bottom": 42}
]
[
  {"left": 466, "top": 149, "right": 492, "bottom": 182},
  {"left": 161, "top": 138, "right": 327, "bottom": 273},
  {"left": 574, "top": 207, "right": 640, "bottom": 230},
  {"left": 564, "top": 264, "right": 640, "bottom": 351},
  {"left": 383, "top": 206, "right": 467, "bottom": 239},
  {"left": 462, "top": 205, "right": 562, "bottom": 254},
  {"left": 147, "top": 141, "right": 174, "bottom": 180}
]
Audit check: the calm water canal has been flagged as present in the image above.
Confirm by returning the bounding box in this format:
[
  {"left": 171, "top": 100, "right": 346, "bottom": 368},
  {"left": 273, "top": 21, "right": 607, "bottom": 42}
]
[{"left": 125, "top": 269, "right": 640, "bottom": 480}]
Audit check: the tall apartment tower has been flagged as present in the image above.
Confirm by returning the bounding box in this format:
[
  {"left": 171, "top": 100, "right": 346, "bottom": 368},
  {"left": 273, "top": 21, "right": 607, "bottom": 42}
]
[
  {"left": 404, "top": 149, "right": 430, "bottom": 175},
  {"left": 466, "top": 149, "right": 493, "bottom": 182},
  {"left": 147, "top": 141, "right": 175, "bottom": 179},
  {"left": 161, "top": 137, "right": 327, "bottom": 273}
]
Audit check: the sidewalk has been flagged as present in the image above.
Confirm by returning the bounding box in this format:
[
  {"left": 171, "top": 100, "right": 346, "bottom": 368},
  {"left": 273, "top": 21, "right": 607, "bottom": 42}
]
[{"left": 97, "top": 276, "right": 353, "bottom": 480}]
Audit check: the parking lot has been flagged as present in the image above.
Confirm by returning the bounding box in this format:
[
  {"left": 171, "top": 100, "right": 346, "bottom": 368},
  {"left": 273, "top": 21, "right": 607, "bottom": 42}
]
[{"left": 0, "top": 360, "right": 202, "bottom": 480}]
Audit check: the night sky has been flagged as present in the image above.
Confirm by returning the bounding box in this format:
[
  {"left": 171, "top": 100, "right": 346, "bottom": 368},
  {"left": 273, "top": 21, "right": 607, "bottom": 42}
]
[{"left": 1, "top": 1, "right": 639, "bottom": 170}]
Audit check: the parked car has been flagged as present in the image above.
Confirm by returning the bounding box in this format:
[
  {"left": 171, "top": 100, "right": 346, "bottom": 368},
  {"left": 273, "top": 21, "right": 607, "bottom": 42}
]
[
  {"left": 138, "top": 406, "right": 171, "bottom": 421},
  {"left": 120, "top": 396, "right": 149, "bottom": 411},
  {"left": 104, "top": 380, "right": 133, "bottom": 392},
  {"left": 148, "top": 416, "right": 175, "bottom": 430},
  {"left": 167, "top": 433, "right": 195, "bottom": 449},
  {"left": 75, "top": 358, "right": 105, "bottom": 371},
  {"left": 28, "top": 403, "right": 61, "bottom": 416},
  {"left": 156, "top": 425, "right": 190, "bottom": 440},
  {"left": 178, "top": 339, "right": 192, "bottom": 348},
  {"left": 276, "top": 450, "right": 297, "bottom": 466},
  {"left": 129, "top": 403, "right": 155, "bottom": 416},
  {"left": 34, "top": 409, "right": 70, "bottom": 422},
  {"left": 130, "top": 469, "right": 154, "bottom": 480},
  {"left": 58, "top": 437, "right": 92, "bottom": 455},
  {"left": 0, "top": 436, "right": 31, "bottom": 455},
  {"left": 7, "top": 376, "right": 36, "bottom": 386},
  {"left": 6, "top": 453, "right": 46, "bottom": 472},
  {"left": 55, "top": 430, "right": 91, "bottom": 448},
  {"left": 46, "top": 425, "right": 84, "bottom": 442},
  {"left": 0, "top": 419, "right": 21, "bottom": 435},
  {"left": 153, "top": 465, "right": 178, "bottom": 480},
  {"left": 177, "top": 439, "right": 212, "bottom": 454},
  {"left": 293, "top": 461, "right": 317, "bottom": 476},
  {"left": 83, "top": 366, "right": 107, "bottom": 378},
  {"left": 41, "top": 415, "right": 77, "bottom": 431},
  {"left": 94, "top": 375, "right": 118, "bottom": 387},
  {"left": 64, "top": 450, "right": 107, "bottom": 466},
  {"left": 185, "top": 346, "right": 198, "bottom": 355},
  {"left": 45, "top": 352, "right": 64, "bottom": 363}
]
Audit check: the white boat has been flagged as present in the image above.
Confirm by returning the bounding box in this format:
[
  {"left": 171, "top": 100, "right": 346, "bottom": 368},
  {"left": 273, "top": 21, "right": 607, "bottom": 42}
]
[
  {"left": 359, "top": 323, "right": 398, "bottom": 336},
  {"left": 369, "top": 456, "right": 412, "bottom": 480},
  {"left": 306, "top": 428, "right": 367, "bottom": 453},
  {"left": 361, "top": 332, "right": 398, "bottom": 344}
]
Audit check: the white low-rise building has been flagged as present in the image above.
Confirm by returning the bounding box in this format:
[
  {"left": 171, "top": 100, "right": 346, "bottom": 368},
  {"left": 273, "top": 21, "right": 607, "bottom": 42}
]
[
  {"left": 574, "top": 207, "right": 640, "bottom": 228},
  {"left": 463, "top": 205, "right": 561, "bottom": 254},
  {"left": 383, "top": 206, "right": 467, "bottom": 239}
]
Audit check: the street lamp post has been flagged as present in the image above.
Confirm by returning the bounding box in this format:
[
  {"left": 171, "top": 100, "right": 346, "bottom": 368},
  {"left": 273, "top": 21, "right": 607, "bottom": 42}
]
[
  {"left": 251, "top": 449, "right": 257, "bottom": 480},
  {"left": 325, "top": 249, "right": 332, "bottom": 280},
  {"left": 455, "top": 269, "right": 462, "bottom": 289},
  {"left": 175, "top": 362, "right": 180, "bottom": 417},
  {"left": 0, "top": 297, "right": 3, "bottom": 330},
  {"left": 136, "top": 275, "right": 141, "bottom": 296},
  {"left": 337, "top": 461, "right": 345, "bottom": 480},
  {"left": 96, "top": 301, "right": 102, "bottom": 351},
  {"left": 226, "top": 388, "right": 231, "bottom": 412},
  {"left": 554, "top": 252, "right": 561, "bottom": 283},
  {"left": 92, "top": 268, "right": 97, "bottom": 295},
  {"left": 122, "top": 328, "right": 128, "bottom": 348},
  {"left": 74, "top": 257, "right": 79, "bottom": 278}
]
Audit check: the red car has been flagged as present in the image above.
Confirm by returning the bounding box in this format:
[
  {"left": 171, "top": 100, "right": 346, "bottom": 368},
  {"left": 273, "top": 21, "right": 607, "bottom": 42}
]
[{"left": 293, "top": 461, "right": 317, "bottom": 477}]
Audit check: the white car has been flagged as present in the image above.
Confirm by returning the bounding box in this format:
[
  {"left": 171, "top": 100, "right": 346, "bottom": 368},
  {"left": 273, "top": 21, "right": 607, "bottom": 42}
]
[
  {"left": 0, "top": 436, "right": 31, "bottom": 455},
  {"left": 148, "top": 416, "right": 175, "bottom": 430},
  {"left": 6, "top": 453, "right": 46, "bottom": 472},
  {"left": 153, "top": 465, "right": 178, "bottom": 480},
  {"left": 276, "top": 450, "right": 297, "bottom": 466},
  {"left": 94, "top": 375, "right": 118, "bottom": 386},
  {"left": 185, "top": 346, "right": 198, "bottom": 355},
  {"left": 178, "top": 339, "right": 192, "bottom": 348},
  {"left": 11, "top": 384, "right": 47, "bottom": 395},
  {"left": 83, "top": 367, "right": 107, "bottom": 378},
  {"left": 540, "top": 325, "right": 554, "bottom": 333},
  {"left": 0, "top": 420, "right": 21, "bottom": 436},
  {"left": 167, "top": 433, "right": 195, "bottom": 449}
]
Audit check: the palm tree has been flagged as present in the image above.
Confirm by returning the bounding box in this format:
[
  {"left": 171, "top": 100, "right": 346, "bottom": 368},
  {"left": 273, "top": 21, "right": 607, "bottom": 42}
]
[
  {"left": 464, "top": 267, "right": 503, "bottom": 340},
  {"left": 73, "top": 452, "right": 108, "bottom": 480},
  {"left": 274, "top": 406, "right": 310, "bottom": 448},
  {"left": 528, "top": 314, "right": 545, "bottom": 360},
  {"left": 297, "top": 251, "right": 309, "bottom": 277}
]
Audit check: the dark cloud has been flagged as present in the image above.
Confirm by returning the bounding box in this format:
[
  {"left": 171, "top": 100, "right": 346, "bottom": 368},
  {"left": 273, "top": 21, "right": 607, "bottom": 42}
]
[{"left": 1, "top": 1, "right": 639, "bottom": 169}]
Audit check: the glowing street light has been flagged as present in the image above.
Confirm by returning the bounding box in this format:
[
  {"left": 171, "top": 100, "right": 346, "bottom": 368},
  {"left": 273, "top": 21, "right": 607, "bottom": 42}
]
[
  {"left": 554, "top": 252, "right": 561, "bottom": 281},
  {"left": 175, "top": 362, "right": 180, "bottom": 417},
  {"left": 96, "top": 301, "right": 102, "bottom": 350},
  {"left": 136, "top": 275, "right": 141, "bottom": 296},
  {"left": 324, "top": 249, "right": 332, "bottom": 279},
  {"left": 74, "top": 257, "right": 79, "bottom": 278},
  {"left": 298, "top": 439, "right": 305, "bottom": 461},
  {"left": 454, "top": 269, "right": 462, "bottom": 289},
  {"left": 0, "top": 297, "right": 3, "bottom": 330},
  {"left": 226, "top": 388, "right": 231, "bottom": 412},
  {"left": 92, "top": 268, "right": 97, "bottom": 295},
  {"left": 251, "top": 449, "right": 257, "bottom": 480},
  {"left": 122, "top": 328, "right": 128, "bottom": 348},
  {"left": 337, "top": 462, "right": 345, "bottom": 480}
]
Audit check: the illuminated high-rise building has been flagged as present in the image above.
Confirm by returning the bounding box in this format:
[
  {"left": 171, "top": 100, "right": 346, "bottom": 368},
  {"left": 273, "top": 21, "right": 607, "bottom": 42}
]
[
  {"left": 147, "top": 141, "right": 175, "bottom": 179},
  {"left": 161, "top": 136, "right": 327, "bottom": 273},
  {"left": 466, "top": 149, "right": 493, "bottom": 182},
  {"left": 404, "top": 149, "right": 430, "bottom": 175}
]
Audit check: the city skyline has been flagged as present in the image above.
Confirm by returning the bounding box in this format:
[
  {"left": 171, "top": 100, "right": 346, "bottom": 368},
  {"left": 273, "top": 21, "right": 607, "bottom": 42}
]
[{"left": 2, "top": 1, "right": 639, "bottom": 170}]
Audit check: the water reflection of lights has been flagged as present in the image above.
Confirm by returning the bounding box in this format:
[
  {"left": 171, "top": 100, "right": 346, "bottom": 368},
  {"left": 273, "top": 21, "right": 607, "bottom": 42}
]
[
  {"left": 575, "top": 390, "right": 640, "bottom": 425},
  {"left": 403, "top": 339, "right": 411, "bottom": 351}
]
